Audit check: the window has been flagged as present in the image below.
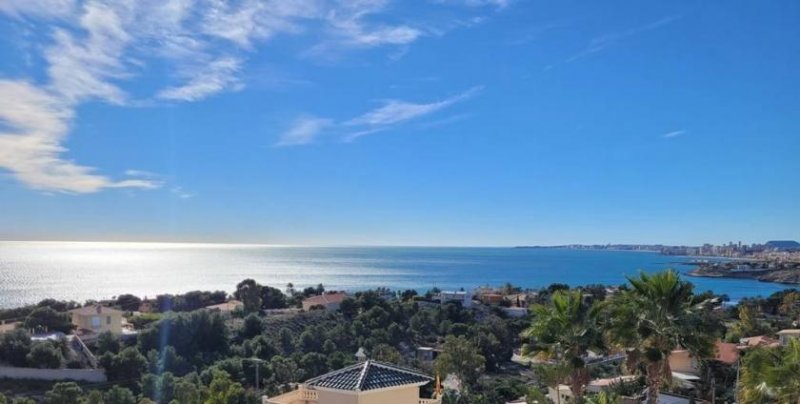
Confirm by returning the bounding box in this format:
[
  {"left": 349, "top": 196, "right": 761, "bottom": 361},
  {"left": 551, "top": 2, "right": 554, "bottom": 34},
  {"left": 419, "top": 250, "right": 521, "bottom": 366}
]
[
  {"left": 107, "top": 316, "right": 111, "bottom": 325},
  {"left": 91, "top": 316, "right": 101, "bottom": 328}
]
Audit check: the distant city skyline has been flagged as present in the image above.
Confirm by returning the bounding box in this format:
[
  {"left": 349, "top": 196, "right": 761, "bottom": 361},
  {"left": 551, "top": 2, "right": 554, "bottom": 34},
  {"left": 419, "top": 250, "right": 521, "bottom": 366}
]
[{"left": 1, "top": 1, "right": 799, "bottom": 246}]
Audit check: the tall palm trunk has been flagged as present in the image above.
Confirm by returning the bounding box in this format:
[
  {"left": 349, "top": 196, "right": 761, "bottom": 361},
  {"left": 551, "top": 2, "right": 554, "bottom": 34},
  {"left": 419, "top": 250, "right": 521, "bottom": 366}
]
[
  {"left": 646, "top": 360, "right": 663, "bottom": 404},
  {"left": 570, "top": 367, "right": 589, "bottom": 403}
]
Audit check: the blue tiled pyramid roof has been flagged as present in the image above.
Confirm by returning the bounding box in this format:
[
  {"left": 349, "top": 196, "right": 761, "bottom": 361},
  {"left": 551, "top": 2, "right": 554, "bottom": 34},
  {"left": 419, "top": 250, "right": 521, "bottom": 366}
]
[{"left": 305, "top": 360, "right": 432, "bottom": 391}]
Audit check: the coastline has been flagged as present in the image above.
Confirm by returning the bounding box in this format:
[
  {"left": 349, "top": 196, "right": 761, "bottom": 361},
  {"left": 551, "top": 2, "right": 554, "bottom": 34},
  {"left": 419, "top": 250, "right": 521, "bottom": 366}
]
[
  {"left": 686, "top": 260, "right": 800, "bottom": 286},
  {"left": 1, "top": 244, "right": 795, "bottom": 309}
]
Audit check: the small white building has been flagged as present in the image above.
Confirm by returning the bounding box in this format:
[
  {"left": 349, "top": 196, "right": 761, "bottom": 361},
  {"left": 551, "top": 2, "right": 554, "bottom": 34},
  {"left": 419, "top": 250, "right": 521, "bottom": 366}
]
[
  {"left": 416, "top": 347, "right": 441, "bottom": 362},
  {"left": 437, "top": 291, "right": 472, "bottom": 308},
  {"left": 547, "top": 385, "right": 572, "bottom": 404},
  {"left": 777, "top": 329, "right": 800, "bottom": 346}
]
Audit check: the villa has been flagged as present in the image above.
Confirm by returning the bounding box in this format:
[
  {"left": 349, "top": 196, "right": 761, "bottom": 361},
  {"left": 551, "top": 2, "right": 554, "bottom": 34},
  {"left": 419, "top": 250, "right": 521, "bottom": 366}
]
[
  {"left": 302, "top": 293, "right": 348, "bottom": 311},
  {"left": 69, "top": 305, "right": 123, "bottom": 336},
  {"left": 264, "top": 360, "right": 440, "bottom": 404},
  {"left": 203, "top": 299, "right": 244, "bottom": 316},
  {"left": 436, "top": 291, "right": 473, "bottom": 308},
  {"left": 777, "top": 329, "right": 800, "bottom": 346},
  {"left": 668, "top": 342, "right": 739, "bottom": 388},
  {"left": 0, "top": 320, "right": 20, "bottom": 335}
]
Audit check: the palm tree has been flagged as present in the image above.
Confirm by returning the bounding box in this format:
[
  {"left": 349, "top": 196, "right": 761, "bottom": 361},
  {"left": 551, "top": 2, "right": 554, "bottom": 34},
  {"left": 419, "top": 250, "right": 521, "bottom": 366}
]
[
  {"left": 604, "top": 270, "right": 718, "bottom": 404},
  {"left": 522, "top": 289, "right": 604, "bottom": 403},
  {"left": 739, "top": 339, "right": 800, "bottom": 403},
  {"left": 585, "top": 391, "right": 621, "bottom": 404},
  {"left": 533, "top": 363, "right": 570, "bottom": 404}
]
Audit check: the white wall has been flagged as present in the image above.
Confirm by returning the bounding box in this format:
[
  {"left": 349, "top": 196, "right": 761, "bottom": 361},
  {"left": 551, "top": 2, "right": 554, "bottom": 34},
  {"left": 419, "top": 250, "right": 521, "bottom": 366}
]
[{"left": 0, "top": 366, "right": 107, "bottom": 382}]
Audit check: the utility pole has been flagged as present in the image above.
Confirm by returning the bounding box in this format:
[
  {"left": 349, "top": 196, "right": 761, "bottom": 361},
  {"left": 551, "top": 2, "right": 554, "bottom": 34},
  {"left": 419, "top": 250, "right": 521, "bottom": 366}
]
[
  {"left": 244, "top": 358, "right": 266, "bottom": 392},
  {"left": 734, "top": 357, "right": 740, "bottom": 404}
]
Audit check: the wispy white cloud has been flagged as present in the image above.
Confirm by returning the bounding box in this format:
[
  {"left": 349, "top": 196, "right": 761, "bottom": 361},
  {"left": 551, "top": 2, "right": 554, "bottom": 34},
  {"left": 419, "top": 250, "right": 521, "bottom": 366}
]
[
  {"left": 662, "top": 130, "right": 685, "bottom": 139},
  {"left": 434, "top": 0, "right": 511, "bottom": 9},
  {"left": 304, "top": 0, "right": 423, "bottom": 58},
  {"left": 158, "top": 57, "right": 244, "bottom": 102},
  {"left": 0, "top": 0, "right": 76, "bottom": 19},
  {"left": 346, "top": 86, "right": 481, "bottom": 128},
  {"left": 276, "top": 116, "right": 334, "bottom": 147},
  {"left": 0, "top": 0, "right": 504, "bottom": 191},
  {"left": 417, "top": 113, "right": 470, "bottom": 129},
  {"left": 278, "top": 86, "right": 482, "bottom": 146},
  {"left": 171, "top": 186, "right": 195, "bottom": 199},
  {"left": 0, "top": 81, "right": 160, "bottom": 193},
  {"left": 44, "top": 3, "right": 132, "bottom": 105},
  {"left": 567, "top": 16, "right": 678, "bottom": 62},
  {"left": 124, "top": 169, "right": 159, "bottom": 178},
  {"left": 201, "top": 0, "right": 322, "bottom": 48}
]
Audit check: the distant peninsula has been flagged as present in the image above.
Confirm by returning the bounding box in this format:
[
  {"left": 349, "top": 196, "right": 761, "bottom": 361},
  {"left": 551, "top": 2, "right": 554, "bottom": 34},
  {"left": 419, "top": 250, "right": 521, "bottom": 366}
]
[
  {"left": 515, "top": 241, "right": 800, "bottom": 286},
  {"left": 687, "top": 260, "right": 800, "bottom": 285}
]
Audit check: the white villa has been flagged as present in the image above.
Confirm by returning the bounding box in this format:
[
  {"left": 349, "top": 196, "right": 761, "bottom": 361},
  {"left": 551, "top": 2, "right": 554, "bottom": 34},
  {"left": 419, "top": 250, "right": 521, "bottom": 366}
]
[{"left": 437, "top": 291, "right": 472, "bottom": 308}]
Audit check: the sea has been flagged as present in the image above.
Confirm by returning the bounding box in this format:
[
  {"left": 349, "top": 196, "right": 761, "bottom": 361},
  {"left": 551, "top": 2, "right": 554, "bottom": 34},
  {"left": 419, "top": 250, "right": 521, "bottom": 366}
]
[{"left": 0, "top": 241, "right": 795, "bottom": 309}]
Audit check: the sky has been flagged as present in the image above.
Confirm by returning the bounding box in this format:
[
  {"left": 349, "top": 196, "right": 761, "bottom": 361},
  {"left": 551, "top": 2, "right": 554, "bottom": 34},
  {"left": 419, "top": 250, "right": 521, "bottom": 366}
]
[{"left": 0, "top": 0, "right": 798, "bottom": 246}]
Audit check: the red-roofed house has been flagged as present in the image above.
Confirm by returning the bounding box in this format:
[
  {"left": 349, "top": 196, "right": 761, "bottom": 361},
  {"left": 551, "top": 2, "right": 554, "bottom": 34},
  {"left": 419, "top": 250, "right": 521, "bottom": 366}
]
[
  {"left": 669, "top": 341, "right": 740, "bottom": 385},
  {"left": 714, "top": 342, "right": 739, "bottom": 365},
  {"left": 302, "top": 293, "right": 348, "bottom": 311}
]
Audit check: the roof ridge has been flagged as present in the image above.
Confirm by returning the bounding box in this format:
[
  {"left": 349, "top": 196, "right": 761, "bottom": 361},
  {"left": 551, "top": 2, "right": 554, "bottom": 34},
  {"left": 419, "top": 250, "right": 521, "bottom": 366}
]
[
  {"left": 355, "top": 359, "right": 371, "bottom": 391},
  {"left": 368, "top": 360, "right": 433, "bottom": 379},
  {"left": 304, "top": 361, "right": 365, "bottom": 386}
]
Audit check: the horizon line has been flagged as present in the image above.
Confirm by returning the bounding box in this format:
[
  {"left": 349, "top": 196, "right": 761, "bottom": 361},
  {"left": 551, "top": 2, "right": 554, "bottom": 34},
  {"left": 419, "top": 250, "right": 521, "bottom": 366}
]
[{"left": 0, "top": 239, "right": 786, "bottom": 248}]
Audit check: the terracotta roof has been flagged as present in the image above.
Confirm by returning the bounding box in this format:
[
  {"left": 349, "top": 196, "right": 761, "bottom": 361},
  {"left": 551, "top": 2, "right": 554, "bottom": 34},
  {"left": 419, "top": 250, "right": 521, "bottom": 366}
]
[
  {"left": 303, "top": 293, "right": 347, "bottom": 306},
  {"left": 740, "top": 335, "right": 779, "bottom": 348},
  {"left": 70, "top": 305, "right": 122, "bottom": 316},
  {"left": 671, "top": 341, "right": 739, "bottom": 365},
  {"left": 0, "top": 321, "right": 20, "bottom": 334},
  {"left": 714, "top": 342, "right": 739, "bottom": 365},
  {"left": 305, "top": 360, "right": 432, "bottom": 392},
  {"left": 204, "top": 300, "right": 243, "bottom": 312}
]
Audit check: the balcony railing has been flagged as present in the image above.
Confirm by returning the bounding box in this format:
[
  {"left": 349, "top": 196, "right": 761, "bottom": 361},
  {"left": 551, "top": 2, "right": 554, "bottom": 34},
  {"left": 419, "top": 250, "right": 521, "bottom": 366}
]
[
  {"left": 265, "top": 387, "right": 437, "bottom": 404},
  {"left": 263, "top": 388, "right": 318, "bottom": 404},
  {"left": 300, "top": 390, "right": 319, "bottom": 400}
]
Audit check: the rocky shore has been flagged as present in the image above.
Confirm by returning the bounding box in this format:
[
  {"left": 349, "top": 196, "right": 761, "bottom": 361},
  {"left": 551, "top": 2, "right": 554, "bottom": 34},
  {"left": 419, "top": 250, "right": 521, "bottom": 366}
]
[{"left": 687, "top": 260, "right": 800, "bottom": 285}]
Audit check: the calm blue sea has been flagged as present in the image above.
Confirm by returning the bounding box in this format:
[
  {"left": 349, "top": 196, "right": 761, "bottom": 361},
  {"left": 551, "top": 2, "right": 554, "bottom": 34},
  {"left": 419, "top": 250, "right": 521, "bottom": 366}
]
[{"left": 0, "top": 241, "right": 794, "bottom": 308}]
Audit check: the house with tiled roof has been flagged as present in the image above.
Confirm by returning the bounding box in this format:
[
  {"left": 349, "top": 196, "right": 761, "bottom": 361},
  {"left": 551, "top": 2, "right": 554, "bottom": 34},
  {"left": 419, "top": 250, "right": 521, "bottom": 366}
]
[
  {"left": 301, "top": 293, "right": 348, "bottom": 312},
  {"left": 265, "top": 360, "right": 440, "bottom": 404},
  {"left": 69, "top": 305, "right": 123, "bottom": 336},
  {"left": 203, "top": 299, "right": 244, "bottom": 316},
  {"left": 668, "top": 341, "right": 740, "bottom": 388}
]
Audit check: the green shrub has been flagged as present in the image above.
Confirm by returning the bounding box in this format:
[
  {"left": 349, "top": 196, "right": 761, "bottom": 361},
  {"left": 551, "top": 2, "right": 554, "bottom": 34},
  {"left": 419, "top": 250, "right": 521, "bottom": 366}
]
[{"left": 26, "top": 342, "right": 62, "bottom": 369}]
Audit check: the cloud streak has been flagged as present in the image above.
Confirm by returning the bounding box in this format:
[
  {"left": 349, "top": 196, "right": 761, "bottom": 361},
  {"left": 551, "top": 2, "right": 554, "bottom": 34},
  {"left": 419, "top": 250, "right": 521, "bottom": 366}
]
[
  {"left": 276, "top": 116, "right": 334, "bottom": 147},
  {"left": 567, "top": 16, "right": 678, "bottom": 62},
  {"left": 277, "top": 86, "right": 482, "bottom": 146},
  {"left": 0, "top": 0, "right": 503, "bottom": 192},
  {"left": 662, "top": 130, "right": 685, "bottom": 139},
  {"left": 158, "top": 57, "right": 244, "bottom": 102},
  {"left": 0, "top": 81, "right": 159, "bottom": 193},
  {"left": 0, "top": 1, "right": 417, "bottom": 192}
]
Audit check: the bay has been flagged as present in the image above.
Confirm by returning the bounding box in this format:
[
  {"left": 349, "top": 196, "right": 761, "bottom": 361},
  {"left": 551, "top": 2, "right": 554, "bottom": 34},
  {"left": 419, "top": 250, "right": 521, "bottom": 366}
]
[{"left": 0, "top": 241, "right": 793, "bottom": 308}]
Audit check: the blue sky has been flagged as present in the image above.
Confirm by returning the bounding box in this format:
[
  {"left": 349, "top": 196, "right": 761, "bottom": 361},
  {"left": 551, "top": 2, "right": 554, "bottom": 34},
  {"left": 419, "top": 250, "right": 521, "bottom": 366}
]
[{"left": 0, "top": 0, "right": 798, "bottom": 246}]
